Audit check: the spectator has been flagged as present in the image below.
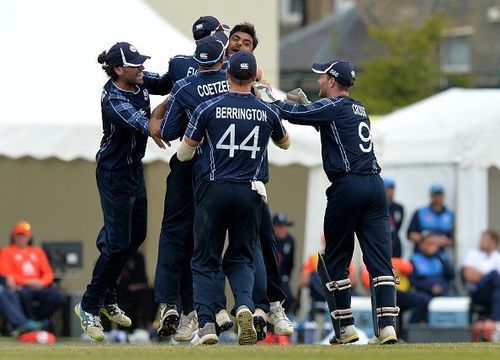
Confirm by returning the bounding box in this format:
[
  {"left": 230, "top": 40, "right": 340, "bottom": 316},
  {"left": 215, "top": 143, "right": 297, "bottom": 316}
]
[
  {"left": 384, "top": 178, "right": 404, "bottom": 258},
  {"left": 0, "top": 221, "right": 66, "bottom": 323},
  {"left": 117, "top": 251, "right": 157, "bottom": 331},
  {"left": 462, "top": 230, "right": 500, "bottom": 326},
  {"left": 0, "top": 273, "right": 42, "bottom": 337},
  {"left": 407, "top": 183, "right": 454, "bottom": 252},
  {"left": 410, "top": 231, "right": 455, "bottom": 299},
  {"left": 273, "top": 212, "right": 295, "bottom": 313}
]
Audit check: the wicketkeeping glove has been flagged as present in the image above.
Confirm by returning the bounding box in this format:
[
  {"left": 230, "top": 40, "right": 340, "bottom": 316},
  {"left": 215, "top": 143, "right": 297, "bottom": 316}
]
[
  {"left": 253, "top": 83, "right": 278, "bottom": 103},
  {"left": 286, "top": 88, "right": 310, "bottom": 104}
]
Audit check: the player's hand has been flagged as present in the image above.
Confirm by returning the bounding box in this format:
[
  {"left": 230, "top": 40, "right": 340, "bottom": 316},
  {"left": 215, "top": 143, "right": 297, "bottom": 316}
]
[
  {"left": 149, "top": 117, "right": 170, "bottom": 149},
  {"left": 286, "top": 88, "right": 310, "bottom": 104},
  {"left": 257, "top": 79, "right": 272, "bottom": 90},
  {"left": 253, "top": 83, "right": 278, "bottom": 103}
]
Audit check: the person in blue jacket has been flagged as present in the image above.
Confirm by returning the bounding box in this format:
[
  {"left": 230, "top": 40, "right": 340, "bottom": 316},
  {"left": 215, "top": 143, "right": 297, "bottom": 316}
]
[{"left": 407, "top": 183, "right": 454, "bottom": 253}]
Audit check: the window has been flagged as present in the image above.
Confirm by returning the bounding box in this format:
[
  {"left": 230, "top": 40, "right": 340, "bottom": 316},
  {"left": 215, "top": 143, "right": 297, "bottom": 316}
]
[
  {"left": 440, "top": 26, "right": 473, "bottom": 74},
  {"left": 281, "top": 0, "right": 303, "bottom": 25},
  {"left": 440, "top": 35, "right": 471, "bottom": 73}
]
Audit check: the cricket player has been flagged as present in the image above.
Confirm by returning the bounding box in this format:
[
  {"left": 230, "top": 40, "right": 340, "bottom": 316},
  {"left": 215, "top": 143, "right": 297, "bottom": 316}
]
[
  {"left": 75, "top": 42, "right": 172, "bottom": 341},
  {"left": 151, "top": 16, "right": 234, "bottom": 340},
  {"left": 152, "top": 20, "right": 294, "bottom": 341},
  {"left": 257, "top": 60, "right": 399, "bottom": 345},
  {"left": 178, "top": 51, "right": 290, "bottom": 345},
  {"left": 153, "top": 32, "right": 232, "bottom": 341},
  {"left": 166, "top": 16, "right": 230, "bottom": 84},
  {"left": 227, "top": 22, "right": 294, "bottom": 339}
]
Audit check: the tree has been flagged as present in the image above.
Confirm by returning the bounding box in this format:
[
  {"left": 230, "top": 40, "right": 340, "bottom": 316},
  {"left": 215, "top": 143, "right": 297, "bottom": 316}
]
[{"left": 352, "top": 16, "right": 443, "bottom": 114}]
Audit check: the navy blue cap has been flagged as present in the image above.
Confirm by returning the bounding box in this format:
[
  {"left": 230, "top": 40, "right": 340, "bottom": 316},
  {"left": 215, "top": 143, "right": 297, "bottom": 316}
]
[
  {"left": 228, "top": 51, "right": 257, "bottom": 80},
  {"left": 312, "top": 59, "right": 355, "bottom": 87},
  {"left": 192, "top": 16, "right": 230, "bottom": 40},
  {"left": 273, "top": 212, "right": 294, "bottom": 226},
  {"left": 430, "top": 183, "right": 444, "bottom": 195},
  {"left": 384, "top": 177, "right": 396, "bottom": 189},
  {"left": 105, "top": 42, "right": 150, "bottom": 67},
  {"left": 194, "top": 32, "right": 228, "bottom": 65}
]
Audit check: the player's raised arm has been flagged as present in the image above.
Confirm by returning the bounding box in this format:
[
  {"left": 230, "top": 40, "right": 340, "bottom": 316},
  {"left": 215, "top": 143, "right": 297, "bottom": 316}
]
[
  {"left": 276, "top": 98, "right": 341, "bottom": 127},
  {"left": 142, "top": 71, "right": 173, "bottom": 96}
]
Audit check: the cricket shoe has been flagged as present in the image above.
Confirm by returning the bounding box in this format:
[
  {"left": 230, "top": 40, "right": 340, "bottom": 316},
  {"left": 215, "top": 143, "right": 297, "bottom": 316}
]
[
  {"left": 175, "top": 310, "right": 198, "bottom": 342},
  {"left": 100, "top": 303, "right": 132, "bottom": 327},
  {"left": 74, "top": 302, "right": 104, "bottom": 341},
  {"left": 339, "top": 325, "right": 359, "bottom": 344},
  {"left": 191, "top": 323, "right": 218, "bottom": 345},
  {"left": 236, "top": 306, "right": 257, "bottom": 345},
  {"left": 215, "top": 309, "right": 233, "bottom": 334},
  {"left": 253, "top": 308, "right": 267, "bottom": 341},
  {"left": 268, "top": 301, "right": 294, "bottom": 335},
  {"left": 157, "top": 303, "right": 179, "bottom": 337},
  {"left": 368, "top": 325, "right": 398, "bottom": 345}
]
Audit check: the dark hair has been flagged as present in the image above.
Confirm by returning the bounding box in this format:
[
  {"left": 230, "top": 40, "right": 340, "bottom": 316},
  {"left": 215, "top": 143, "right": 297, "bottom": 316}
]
[
  {"left": 229, "top": 22, "right": 259, "bottom": 50},
  {"left": 334, "top": 81, "right": 352, "bottom": 91},
  {"left": 193, "top": 29, "right": 211, "bottom": 41},
  {"left": 227, "top": 71, "right": 254, "bottom": 86},
  {"left": 484, "top": 229, "right": 499, "bottom": 245},
  {"left": 97, "top": 50, "right": 119, "bottom": 80}
]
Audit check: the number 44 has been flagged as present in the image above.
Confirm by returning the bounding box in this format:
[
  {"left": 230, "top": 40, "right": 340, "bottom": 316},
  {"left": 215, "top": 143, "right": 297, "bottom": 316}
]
[{"left": 216, "top": 124, "right": 261, "bottom": 159}]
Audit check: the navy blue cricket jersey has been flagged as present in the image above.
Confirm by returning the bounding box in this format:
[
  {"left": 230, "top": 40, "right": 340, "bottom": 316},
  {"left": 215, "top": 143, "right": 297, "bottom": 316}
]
[
  {"left": 185, "top": 92, "right": 287, "bottom": 185},
  {"left": 167, "top": 55, "right": 199, "bottom": 84},
  {"left": 167, "top": 54, "right": 229, "bottom": 85},
  {"left": 276, "top": 96, "right": 380, "bottom": 181},
  {"left": 160, "top": 69, "right": 229, "bottom": 141},
  {"left": 96, "top": 72, "right": 172, "bottom": 170}
]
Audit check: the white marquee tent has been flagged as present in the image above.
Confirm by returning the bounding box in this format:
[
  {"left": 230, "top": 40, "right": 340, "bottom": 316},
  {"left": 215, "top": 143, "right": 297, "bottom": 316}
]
[
  {"left": 0, "top": 0, "right": 322, "bottom": 165},
  {"left": 373, "top": 88, "right": 500, "bottom": 263},
  {"left": 0, "top": 0, "right": 325, "bottom": 263}
]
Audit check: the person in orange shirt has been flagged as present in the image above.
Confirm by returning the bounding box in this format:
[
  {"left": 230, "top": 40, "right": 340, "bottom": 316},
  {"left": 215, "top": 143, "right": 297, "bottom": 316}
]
[{"left": 0, "top": 221, "right": 65, "bottom": 321}]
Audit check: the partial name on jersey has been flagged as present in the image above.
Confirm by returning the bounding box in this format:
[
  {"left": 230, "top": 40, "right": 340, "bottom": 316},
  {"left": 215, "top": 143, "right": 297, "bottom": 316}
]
[
  {"left": 197, "top": 80, "right": 229, "bottom": 97},
  {"left": 215, "top": 107, "right": 268, "bottom": 122},
  {"left": 352, "top": 104, "right": 367, "bottom": 117}
]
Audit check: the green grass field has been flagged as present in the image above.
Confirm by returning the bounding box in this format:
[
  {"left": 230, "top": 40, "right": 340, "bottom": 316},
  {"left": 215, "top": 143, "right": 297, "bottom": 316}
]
[{"left": 0, "top": 343, "right": 498, "bottom": 360}]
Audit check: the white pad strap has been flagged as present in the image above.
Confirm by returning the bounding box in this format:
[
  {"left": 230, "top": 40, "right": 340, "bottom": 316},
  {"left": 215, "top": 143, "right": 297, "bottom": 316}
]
[
  {"left": 332, "top": 308, "right": 353, "bottom": 320},
  {"left": 376, "top": 306, "right": 400, "bottom": 318},
  {"left": 326, "top": 278, "right": 351, "bottom": 292},
  {"left": 373, "top": 275, "right": 400, "bottom": 287}
]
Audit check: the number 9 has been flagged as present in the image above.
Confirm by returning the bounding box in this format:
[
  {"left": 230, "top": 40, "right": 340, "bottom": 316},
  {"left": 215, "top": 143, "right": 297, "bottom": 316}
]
[{"left": 358, "top": 121, "right": 372, "bottom": 153}]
